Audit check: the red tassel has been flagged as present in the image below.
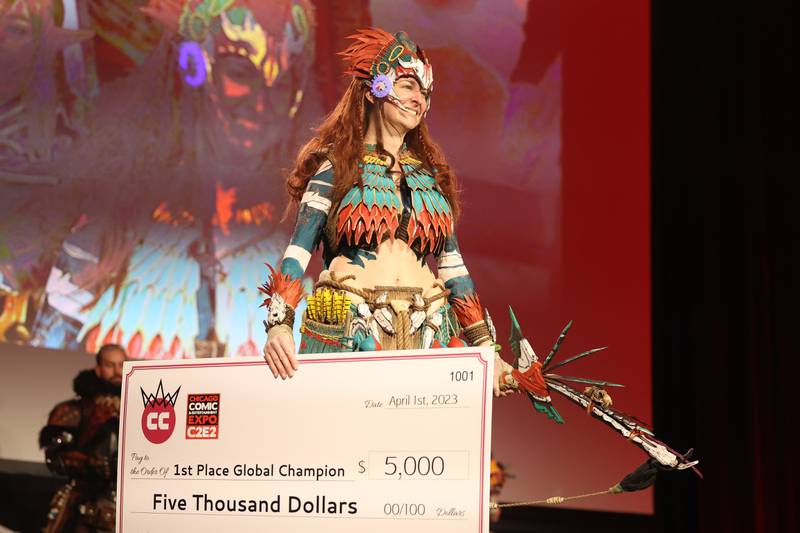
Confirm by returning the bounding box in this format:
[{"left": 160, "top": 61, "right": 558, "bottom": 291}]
[{"left": 447, "top": 337, "right": 467, "bottom": 347}]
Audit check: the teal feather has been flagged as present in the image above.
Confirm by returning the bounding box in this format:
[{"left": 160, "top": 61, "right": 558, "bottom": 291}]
[
  {"left": 533, "top": 400, "right": 565, "bottom": 424},
  {"left": 391, "top": 191, "right": 402, "bottom": 209},
  {"left": 369, "top": 170, "right": 381, "bottom": 187},
  {"left": 435, "top": 191, "right": 444, "bottom": 212},
  {"left": 508, "top": 306, "right": 524, "bottom": 368},
  {"left": 421, "top": 190, "right": 435, "bottom": 214},
  {"left": 345, "top": 189, "right": 361, "bottom": 207},
  {"left": 376, "top": 189, "right": 387, "bottom": 209},
  {"left": 429, "top": 190, "right": 445, "bottom": 214},
  {"left": 363, "top": 188, "right": 375, "bottom": 208},
  {"left": 412, "top": 190, "right": 424, "bottom": 212},
  {"left": 418, "top": 173, "right": 435, "bottom": 188},
  {"left": 363, "top": 167, "right": 375, "bottom": 185},
  {"left": 426, "top": 192, "right": 438, "bottom": 215},
  {"left": 441, "top": 193, "right": 452, "bottom": 215}
]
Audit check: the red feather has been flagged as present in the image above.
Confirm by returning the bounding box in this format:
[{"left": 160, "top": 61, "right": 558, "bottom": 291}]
[
  {"left": 452, "top": 294, "right": 484, "bottom": 328},
  {"left": 258, "top": 263, "right": 305, "bottom": 308}
]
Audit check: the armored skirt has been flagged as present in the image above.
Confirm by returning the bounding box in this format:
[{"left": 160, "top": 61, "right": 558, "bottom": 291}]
[{"left": 298, "top": 277, "right": 466, "bottom": 353}]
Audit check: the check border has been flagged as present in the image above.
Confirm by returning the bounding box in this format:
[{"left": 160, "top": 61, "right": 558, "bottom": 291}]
[{"left": 118, "top": 351, "right": 491, "bottom": 531}]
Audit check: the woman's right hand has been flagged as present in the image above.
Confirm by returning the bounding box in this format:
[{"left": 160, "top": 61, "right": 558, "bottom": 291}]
[{"left": 263, "top": 331, "right": 298, "bottom": 379}]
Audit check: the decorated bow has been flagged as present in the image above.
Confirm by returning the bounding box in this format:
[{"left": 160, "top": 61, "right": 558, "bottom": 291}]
[{"left": 490, "top": 307, "right": 701, "bottom": 510}]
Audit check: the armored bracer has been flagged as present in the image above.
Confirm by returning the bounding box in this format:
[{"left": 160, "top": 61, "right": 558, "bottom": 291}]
[
  {"left": 437, "top": 234, "right": 495, "bottom": 346},
  {"left": 260, "top": 161, "right": 334, "bottom": 338}
]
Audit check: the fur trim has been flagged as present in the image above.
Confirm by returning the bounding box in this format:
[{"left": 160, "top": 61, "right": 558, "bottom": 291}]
[{"left": 73, "top": 369, "right": 121, "bottom": 398}]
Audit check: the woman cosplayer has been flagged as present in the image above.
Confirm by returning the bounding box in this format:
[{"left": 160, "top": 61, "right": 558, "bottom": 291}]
[
  {"left": 261, "top": 29, "right": 700, "bottom": 512},
  {"left": 261, "top": 28, "right": 514, "bottom": 396}
]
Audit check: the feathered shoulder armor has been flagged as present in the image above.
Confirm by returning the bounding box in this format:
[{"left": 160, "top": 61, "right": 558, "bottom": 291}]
[{"left": 334, "top": 152, "right": 453, "bottom": 256}]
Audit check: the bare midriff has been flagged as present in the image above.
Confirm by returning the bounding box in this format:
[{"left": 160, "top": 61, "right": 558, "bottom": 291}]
[{"left": 321, "top": 238, "right": 446, "bottom": 314}]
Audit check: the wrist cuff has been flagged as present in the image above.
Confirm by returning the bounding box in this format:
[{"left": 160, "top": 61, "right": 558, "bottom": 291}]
[
  {"left": 265, "top": 292, "right": 296, "bottom": 329},
  {"left": 266, "top": 323, "right": 293, "bottom": 340},
  {"left": 463, "top": 320, "right": 492, "bottom": 346}
]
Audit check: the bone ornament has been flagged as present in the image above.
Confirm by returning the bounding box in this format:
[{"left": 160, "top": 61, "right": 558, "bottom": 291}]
[
  {"left": 409, "top": 294, "right": 427, "bottom": 335},
  {"left": 356, "top": 303, "right": 384, "bottom": 342},
  {"left": 484, "top": 308, "right": 497, "bottom": 343},
  {"left": 266, "top": 293, "right": 288, "bottom": 327},
  {"left": 373, "top": 292, "right": 395, "bottom": 335},
  {"left": 422, "top": 311, "right": 444, "bottom": 349}
]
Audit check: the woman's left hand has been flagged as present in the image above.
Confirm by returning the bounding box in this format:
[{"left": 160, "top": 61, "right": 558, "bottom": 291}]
[{"left": 492, "top": 351, "right": 517, "bottom": 398}]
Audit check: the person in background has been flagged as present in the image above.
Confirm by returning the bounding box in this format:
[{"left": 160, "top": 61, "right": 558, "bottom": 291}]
[
  {"left": 39, "top": 344, "right": 126, "bottom": 532},
  {"left": 489, "top": 456, "right": 511, "bottom": 527}
]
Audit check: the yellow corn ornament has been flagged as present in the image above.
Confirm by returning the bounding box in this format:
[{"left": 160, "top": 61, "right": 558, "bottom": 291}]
[
  {"left": 323, "top": 289, "right": 331, "bottom": 323},
  {"left": 305, "top": 288, "right": 351, "bottom": 325},
  {"left": 306, "top": 292, "right": 318, "bottom": 321}
]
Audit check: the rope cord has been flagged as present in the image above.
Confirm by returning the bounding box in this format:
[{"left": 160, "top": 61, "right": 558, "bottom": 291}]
[
  {"left": 491, "top": 486, "right": 621, "bottom": 509},
  {"left": 314, "top": 274, "right": 372, "bottom": 300},
  {"left": 315, "top": 273, "right": 450, "bottom": 306}
]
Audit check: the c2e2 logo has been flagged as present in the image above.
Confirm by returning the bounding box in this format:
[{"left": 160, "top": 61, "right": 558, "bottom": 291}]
[{"left": 186, "top": 393, "right": 220, "bottom": 440}]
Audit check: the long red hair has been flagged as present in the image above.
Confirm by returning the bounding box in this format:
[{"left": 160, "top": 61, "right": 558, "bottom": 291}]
[{"left": 286, "top": 78, "right": 461, "bottom": 220}]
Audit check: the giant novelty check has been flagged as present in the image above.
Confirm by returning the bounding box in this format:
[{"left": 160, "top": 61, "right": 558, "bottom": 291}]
[{"left": 116, "top": 347, "right": 494, "bottom": 532}]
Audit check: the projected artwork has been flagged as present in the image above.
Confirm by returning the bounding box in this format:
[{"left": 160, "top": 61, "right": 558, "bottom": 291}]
[
  {"left": 2, "top": 0, "right": 662, "bottom": 518},
  {"left": 0, "top": 0, "right": 560, "bottom": 359}
]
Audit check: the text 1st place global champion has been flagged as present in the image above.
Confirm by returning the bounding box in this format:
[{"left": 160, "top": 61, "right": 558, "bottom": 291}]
[{"left": 172, "top": 463, "right": 347, "bottom": 480}]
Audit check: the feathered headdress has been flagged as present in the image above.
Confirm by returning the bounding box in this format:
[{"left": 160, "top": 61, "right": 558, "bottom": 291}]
[
  {"left": 338, "top": 27, "right": 433, "bottom": 106},
  {"left": 338, "top": 27, "right": 397, "bottom": 80}
]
